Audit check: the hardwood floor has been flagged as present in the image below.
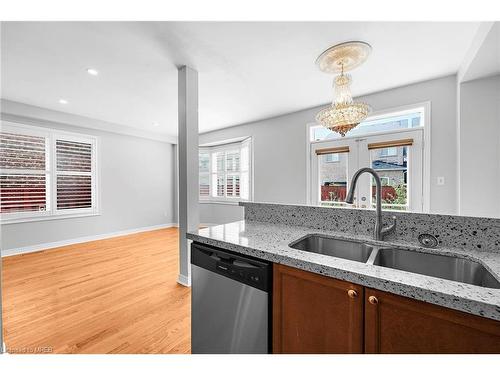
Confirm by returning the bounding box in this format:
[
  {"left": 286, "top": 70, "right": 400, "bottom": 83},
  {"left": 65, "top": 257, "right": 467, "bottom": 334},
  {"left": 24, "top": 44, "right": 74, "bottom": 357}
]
[{"left": 1, "top": 227, "right": 191, "bottom": 354}]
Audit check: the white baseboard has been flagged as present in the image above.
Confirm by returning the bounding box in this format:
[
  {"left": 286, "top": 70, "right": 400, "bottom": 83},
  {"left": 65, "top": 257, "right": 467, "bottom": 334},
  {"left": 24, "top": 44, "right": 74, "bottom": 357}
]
[
  {"left": 177, "top": 273, "right": 191, "bottom": 287},
  {"left": 1, "top": 223, "right": 178, "bottom": 257}
]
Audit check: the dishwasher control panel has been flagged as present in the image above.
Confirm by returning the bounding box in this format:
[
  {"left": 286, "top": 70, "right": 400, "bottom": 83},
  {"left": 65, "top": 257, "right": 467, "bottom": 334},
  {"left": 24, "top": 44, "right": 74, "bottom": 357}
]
[
  {"left": 191, "top": 242, "right": 271, "bottom": 292},
  {"left": 215, "top": 260, "right": 263, "bottom": 286}
]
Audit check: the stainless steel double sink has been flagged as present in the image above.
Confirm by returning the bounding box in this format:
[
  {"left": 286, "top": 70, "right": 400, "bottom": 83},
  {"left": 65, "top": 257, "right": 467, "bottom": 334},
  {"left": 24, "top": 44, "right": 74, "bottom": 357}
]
[{"left": 289, "top": 234, "right": 500, "bottom": 289}]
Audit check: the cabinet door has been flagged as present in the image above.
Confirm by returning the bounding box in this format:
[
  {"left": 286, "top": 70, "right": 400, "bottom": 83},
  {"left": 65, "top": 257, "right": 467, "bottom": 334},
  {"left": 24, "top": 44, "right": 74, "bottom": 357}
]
[
  {"left": 273, "top": 264, "right": 363, "bottom": 353},
  {"left": 364, "top": 288, "right": 500, "bottom": 353}
]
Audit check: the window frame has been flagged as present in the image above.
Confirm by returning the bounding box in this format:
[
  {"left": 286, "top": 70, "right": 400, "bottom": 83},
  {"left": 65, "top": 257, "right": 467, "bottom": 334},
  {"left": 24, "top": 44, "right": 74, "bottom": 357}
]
[
  {"left": 379, "top": 176, "right": 391, "bottom": 186},
  {"left": 199, "top": 138, "right": 253, "bottom": 204},
  {"left": 314, "top": 146, "right": 352, "bottom": 208},
  {"left": 1, "top": 121, "right": 100, "bottom": 224},
  {"left": 309, "top": 106, "right": 425, "bottom": 143}
]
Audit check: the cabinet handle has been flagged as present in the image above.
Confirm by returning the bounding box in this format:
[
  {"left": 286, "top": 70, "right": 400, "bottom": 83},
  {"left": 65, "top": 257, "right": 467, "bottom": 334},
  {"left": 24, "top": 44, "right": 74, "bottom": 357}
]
[
  {"left": 347, "top": 289, "right": 358, "bottom": 298},
  {"left": 368, "top": 295, "right": 378, "bottom": 305}
]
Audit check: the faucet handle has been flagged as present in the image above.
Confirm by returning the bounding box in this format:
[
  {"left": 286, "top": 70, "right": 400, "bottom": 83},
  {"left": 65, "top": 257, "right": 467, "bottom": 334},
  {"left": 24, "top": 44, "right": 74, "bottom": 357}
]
[{"left": 381, "top": 215, "right": 397, "bottom": 238}]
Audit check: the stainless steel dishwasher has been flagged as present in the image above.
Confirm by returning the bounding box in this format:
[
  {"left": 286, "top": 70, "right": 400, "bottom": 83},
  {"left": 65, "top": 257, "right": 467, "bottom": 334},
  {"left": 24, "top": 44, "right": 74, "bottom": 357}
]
[{"left": 191, "top": 242, "right": 271, "bottom": 354}]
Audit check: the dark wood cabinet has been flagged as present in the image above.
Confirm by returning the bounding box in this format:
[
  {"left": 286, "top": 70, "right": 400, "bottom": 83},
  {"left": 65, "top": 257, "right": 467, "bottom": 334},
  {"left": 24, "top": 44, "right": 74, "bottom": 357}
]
[
  {"left": 364, "top": 288, "right": 500, "bottom": 353},
  {"left": 273, "top": 265, "right": 500, "bottom": 354},
  {"left": 273, "top": 264, "right": 364, "bottom": 353}
]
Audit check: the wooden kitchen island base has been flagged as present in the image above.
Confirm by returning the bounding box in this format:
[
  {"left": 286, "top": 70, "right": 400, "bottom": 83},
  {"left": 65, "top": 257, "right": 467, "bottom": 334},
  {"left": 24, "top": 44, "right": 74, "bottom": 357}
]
[{"left": 273, "top": 264, "right": 500, "bottom": 354}]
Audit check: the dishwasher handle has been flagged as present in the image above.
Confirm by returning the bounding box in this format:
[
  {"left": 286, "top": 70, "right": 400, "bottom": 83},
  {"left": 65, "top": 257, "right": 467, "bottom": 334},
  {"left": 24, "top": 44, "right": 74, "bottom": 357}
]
[
  {"left": 195, "top": 246, "right": 256, "bottom": 267},
  {"left": 191, "top": 242, "right": 271, "bottom": 292}
]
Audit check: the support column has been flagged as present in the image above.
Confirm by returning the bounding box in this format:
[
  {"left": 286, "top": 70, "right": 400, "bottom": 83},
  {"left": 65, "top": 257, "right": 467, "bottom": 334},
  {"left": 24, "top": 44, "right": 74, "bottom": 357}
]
[{"left": 177, "top": 65, "right": 199, "bottom": 286}]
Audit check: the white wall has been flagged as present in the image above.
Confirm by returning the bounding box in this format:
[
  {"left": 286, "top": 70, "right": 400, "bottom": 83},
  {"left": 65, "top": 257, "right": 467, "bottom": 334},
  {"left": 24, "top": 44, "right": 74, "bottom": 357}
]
[
  {"left": 199, "top": 75, "right": 458, "bottom": 224},
  {"left": 459, "top": 75, "right": 500, "bottom": 218},
  {"left": 1, "top": 100, "right": 177, "bottom": 251},
  {"left": 200, "top": 202, "right": 244, "bottom": 225}
]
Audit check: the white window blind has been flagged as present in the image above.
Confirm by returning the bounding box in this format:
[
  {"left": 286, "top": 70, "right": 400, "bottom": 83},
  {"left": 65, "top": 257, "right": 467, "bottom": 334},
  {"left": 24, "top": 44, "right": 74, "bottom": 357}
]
[
  {"left": 0, "top": 130, "right": 49, "bottom": 214},
  {"left": 0, "top": 122, "right": 99, "bottom": 223},
  {"left": 56, "top": 139, "right": 93, "bottom": 210},
  {"left": 199, "top": 138, "right": 252, "bottom": 202}
]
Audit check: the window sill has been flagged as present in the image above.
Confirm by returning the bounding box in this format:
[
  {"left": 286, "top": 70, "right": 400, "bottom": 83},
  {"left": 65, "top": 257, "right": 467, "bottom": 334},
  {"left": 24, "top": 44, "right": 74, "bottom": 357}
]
[
  {"left": 199, "top": 200, "right": 245, "bottom": 206},
  {"left": 1, "top": 212, "right": 101, "bottom": 225}
]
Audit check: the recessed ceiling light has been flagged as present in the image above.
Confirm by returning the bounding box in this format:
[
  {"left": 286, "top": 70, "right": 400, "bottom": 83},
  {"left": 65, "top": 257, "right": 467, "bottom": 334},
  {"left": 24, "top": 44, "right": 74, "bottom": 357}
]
[
  {"left": 59, "top": 99, "right": 68, "bottom": 104},
  {"left": 153, "top": 122, "right": 159, "bottom": 127},
  {"left": 87, "top": 68, "right": 99, "bottom": 76}
]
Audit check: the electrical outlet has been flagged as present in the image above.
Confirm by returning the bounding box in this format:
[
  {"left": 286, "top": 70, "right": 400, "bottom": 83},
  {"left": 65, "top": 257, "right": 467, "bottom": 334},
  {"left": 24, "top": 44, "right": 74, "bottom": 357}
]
[{"left": 437, "top": 176, "right": 445, "bottom": 186}]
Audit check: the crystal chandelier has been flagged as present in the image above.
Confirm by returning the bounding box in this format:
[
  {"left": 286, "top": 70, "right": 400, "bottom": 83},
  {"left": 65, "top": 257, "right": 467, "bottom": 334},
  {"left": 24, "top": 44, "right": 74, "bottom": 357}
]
[{"left": 315, "top": 41, "right": 372, "bottom": 137}]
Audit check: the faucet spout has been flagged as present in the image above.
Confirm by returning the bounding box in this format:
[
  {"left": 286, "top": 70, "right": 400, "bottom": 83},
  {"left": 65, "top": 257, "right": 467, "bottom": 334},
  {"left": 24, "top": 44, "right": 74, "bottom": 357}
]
[{"left": 345, "top": 167, "right": 397, "bottom": 241}]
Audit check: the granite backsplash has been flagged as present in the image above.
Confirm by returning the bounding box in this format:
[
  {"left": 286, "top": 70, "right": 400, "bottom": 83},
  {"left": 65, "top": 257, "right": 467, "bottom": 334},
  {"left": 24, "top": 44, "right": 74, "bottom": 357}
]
[{"left": 240, "top": 202, "right": 500, "bottom": 254}]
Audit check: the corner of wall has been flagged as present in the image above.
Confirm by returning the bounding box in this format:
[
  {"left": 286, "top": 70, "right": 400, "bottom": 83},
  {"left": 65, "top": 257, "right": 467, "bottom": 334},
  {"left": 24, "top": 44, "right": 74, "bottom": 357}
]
[{"left": 456, "top": 75, "right": 462, "bottom": 216}]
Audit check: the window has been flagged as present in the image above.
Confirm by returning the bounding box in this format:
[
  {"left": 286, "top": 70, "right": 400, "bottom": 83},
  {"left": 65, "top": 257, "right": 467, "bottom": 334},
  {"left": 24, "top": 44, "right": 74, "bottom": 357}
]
[
  {"left": 317, "top": 149, "right": 348, "bottom": 207},
  {"left": 199, "top": 151, "right": 210, "bottom": 198},
  {"left": 310, "top": 108, "right": 424, "bottom": 142},
  {"left": 1, "top": 122, "right": 98, "bottom": 222},
  {"left": 324, "top": 153, "right": 340, "bottom": 163},
  {"left": 309, "top": 106, "right": 426, "bottom": 212},
  {"left": 370, "top": 144, "right": 410, "bottom": 211},
  {"left": 199, "top": 138, "right": 252, "bottom": 202},
  {"left": 379, "top": 147, "right": 398, "bottom": 157},
  {"left": 379, "top": 177, "right": 390, "bottom": 186}
]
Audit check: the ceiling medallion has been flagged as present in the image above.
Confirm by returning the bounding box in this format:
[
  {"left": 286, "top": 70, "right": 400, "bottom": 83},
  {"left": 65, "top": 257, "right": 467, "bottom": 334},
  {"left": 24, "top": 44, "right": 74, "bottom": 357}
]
[{"left": 315, "top": 41, "right": 372, "bottom": 137}]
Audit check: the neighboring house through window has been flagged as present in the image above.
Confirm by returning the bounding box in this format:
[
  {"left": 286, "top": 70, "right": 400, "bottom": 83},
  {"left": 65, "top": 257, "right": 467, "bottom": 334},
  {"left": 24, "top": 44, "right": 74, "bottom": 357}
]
[
  {"left": 380, "top": 176, "right": 390, "bottom": 186},
  {"left": 379, "top": 147, "right": 398, "bottom": 157},
  {"left": 325, "top": 153, "right": 340, "bottom": 163},
  {"left": 0, "top": 121, "right": 99, "bottom": 223}
]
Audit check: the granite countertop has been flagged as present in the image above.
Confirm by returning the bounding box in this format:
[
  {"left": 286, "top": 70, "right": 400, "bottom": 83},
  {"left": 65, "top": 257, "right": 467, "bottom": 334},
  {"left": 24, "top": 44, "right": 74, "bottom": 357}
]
[{"left": 187, "top": 220, "right": 500, "bottom": 321}]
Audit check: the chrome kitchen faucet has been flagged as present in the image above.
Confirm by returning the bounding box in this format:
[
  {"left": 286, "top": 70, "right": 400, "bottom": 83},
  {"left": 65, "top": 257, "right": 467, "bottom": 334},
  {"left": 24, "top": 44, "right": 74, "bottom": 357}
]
[{"left": 345, "top": 167, "right": 397, "bottom": 241}]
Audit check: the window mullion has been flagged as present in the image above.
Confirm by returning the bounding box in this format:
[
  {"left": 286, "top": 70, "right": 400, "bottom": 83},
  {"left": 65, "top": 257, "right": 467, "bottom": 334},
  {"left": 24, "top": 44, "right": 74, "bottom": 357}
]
[
  {"left": 225, "top": 171, "right": 228, "bottom": 198},
  {"left": 49, "top": 131, "right": 56, "bottom": 215}
]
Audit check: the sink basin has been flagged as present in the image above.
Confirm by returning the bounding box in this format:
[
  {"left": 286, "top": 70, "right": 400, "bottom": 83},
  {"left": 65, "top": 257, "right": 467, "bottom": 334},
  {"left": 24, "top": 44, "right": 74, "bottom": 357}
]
[
  {"left": 289, "top": 235, "right": 373, "bottom": 263},
  {"left": 374, "top": 248, "right": 500, "bottom": 289}
]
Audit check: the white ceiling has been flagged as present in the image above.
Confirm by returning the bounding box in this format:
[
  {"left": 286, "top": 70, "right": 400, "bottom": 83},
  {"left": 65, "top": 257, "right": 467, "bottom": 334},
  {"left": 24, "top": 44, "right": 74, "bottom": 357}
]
[
  {"left": 1, "top": 22, "right": 480, "bottom": 139},
  {"left": 461, "top": 22, "right": 500, "bottom": 82}
]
